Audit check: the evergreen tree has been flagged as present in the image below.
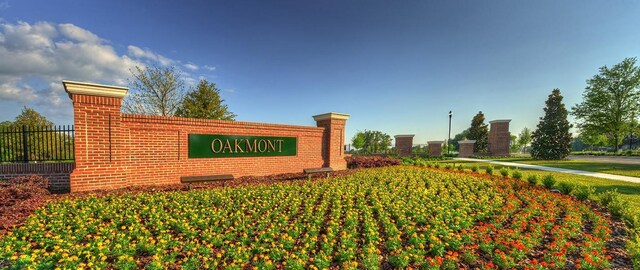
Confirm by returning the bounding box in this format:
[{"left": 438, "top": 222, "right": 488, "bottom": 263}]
[
  {"left": 467, "top": 111, "right": 488, "bottom": 153},
  {"left": 175, "top": 79, "right": 236, "bottom": 120},
  {"left": 531, "top": 89, "right": 572, "bottom": 159}
]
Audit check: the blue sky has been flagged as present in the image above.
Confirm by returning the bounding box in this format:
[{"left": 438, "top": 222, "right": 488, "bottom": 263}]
[{"left": 1, "top": 1, "right": 639, "bottom": 144}]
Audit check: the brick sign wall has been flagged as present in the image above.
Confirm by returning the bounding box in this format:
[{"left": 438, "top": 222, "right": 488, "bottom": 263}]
[{"left": 63, "top": 81, "right": 349, "bottom": 192}]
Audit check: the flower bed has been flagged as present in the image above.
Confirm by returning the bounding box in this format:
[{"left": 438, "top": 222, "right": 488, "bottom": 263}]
[{"left": 0, "top": 167, "right": 627, "bottom": 269}]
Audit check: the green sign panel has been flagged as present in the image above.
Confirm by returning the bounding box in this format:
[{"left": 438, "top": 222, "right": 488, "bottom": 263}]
[{"left": 188, "top": 134, "right": 297, "bottom": 158}]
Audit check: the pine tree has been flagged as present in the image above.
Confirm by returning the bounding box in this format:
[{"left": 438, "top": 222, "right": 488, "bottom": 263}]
[
  {"left": 467, "top": 111, "right": 488, "bottom": 153},
  {"left": 531, "top": 89, "right": 572, "bottom": 160},
  {"left": 175, "top": 79, "right": 236, "bottom": 120}
]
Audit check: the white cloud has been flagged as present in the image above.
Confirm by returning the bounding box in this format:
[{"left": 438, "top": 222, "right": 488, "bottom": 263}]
[
  {"left": 0, "top": 20, "right": 207, "bottom": 119},
  {"left": 0, "top": 79, "right": 38, "bottom": 102},
  {"left": 127, "top": 45, "right": 173, "bottom": 66},
  {"left": 183, "top": 63, "right": 198, "bottom": 71},
  {"left": 203, "top": 65, "right": 216, "bottom": 71},
  {"left": 0, "top": 20, "right": 211, "bottom": 120},
  {"left": 58, "top": 23, "right": 101, "bottom": 44}
]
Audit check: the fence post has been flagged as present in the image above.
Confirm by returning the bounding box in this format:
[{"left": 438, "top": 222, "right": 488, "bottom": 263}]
[{"left": 22, "top": 125, "right": 28, "bottom": 163}]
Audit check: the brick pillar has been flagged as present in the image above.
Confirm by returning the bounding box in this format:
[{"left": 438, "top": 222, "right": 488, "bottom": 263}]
[
  {"left": 313, "top": 112, "right": 350, "bottom": 170},
  {"left": 63, "top": 80, "right": 129, "bottom": 192},
  {"left": 458, "top": 140, "right": 476, "bottom": 157},
  {"left": 427, "top": 141, "right": 443, "bottom": 156},
  {"left": 394, "top": 135, "right": 414, "bottom": 157},
  {"left": 488, "top": 119, "right": 511, "bottom": 156}
]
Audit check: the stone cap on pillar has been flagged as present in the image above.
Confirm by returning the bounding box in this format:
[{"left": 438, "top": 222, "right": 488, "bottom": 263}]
[
  {"left": 427, "top": 141, "right": 444, "bottom": 145},
  {"left": 394, "top": 135, "right": 415, "bottom": 138},
  {"left": 489, "top": 119, "right": 511, "bottom": 124},
  {"left": 458, "top": 140, "right": 476, "bottom": 144},
  {"left": 312, "top": 112, "right": 350, "bottom": 121},
  {"left": 63, "top": 80, "right": 129, "bottom": 99}
]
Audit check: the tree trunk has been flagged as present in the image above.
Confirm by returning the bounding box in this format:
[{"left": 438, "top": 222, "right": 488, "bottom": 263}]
[{"left": 614, "top": 134, "right": 619, "bottom": 152}]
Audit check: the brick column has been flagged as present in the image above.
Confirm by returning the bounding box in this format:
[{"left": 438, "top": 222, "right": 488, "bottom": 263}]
[
  {"left": 313, "top": 112, "right": 350, "bottom": 170},
  {"left": 394, "top": 135, "right": 414, "bottom": 157},
  {"left": 427, "top": 141, "right": 443, "bottom": 156},
  {"left": 458, "top": 140, "right": 476, "bottom": 157},
  {"left": 488, "top": 119, "right": 511, "bottom": 156},
  {"left": 63, "top": 81, "right": 129, "bottom": 192}
]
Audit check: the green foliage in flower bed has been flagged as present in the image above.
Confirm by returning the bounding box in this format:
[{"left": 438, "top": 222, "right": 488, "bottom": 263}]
[
  {"left": 432, "top": 159, "right": 640, "bottom": 266},
  {"left": 0, "top": 167, "right": 618, "bottom": 269}
]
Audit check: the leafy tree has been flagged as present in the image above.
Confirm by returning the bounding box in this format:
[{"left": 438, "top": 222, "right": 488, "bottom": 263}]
[
  {"left": 579, "top": 132, "right": 609, "bottom": 150},
  {"left": 13, "top": 106, "right": 53, "bottom": 127},
  {"left": 572, "top": 57, "right": 640, "bottom": 152},
  {"left": 123, "top": 66, "right": 185, "bottom": 116},
  {"left": 351, "top": 130, "right": 392, "bottom": 154},
  {"left": 531, "top": 89, "right": 572, "bottom": 160},
  {"left": 467, "top": 111, "right": 488, "bottom": 153},
  {"left": 517, "top": 127, "right": 532, "bottom": 153},
  {"left": 175, "top": 79, "right": 236, "bottom": 120},
  {"left": 1, "top": 107, "right": 73, "bottom": 162},
  {"left": 352, "top": 132, "right": 366, "bottom": 150},
  {"left": 510, "top": 135, "right": 519, "bottom": 153}
]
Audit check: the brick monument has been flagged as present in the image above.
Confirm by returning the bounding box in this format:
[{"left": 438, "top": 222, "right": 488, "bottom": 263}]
[
  {"left": 488, "top": 120, "right": 511, "bottom": 156},
  {"left": 63, "top": 80, "right": 350, "bottom": 192},
  {"left": 427, "top": 141, "right": 443, "bottom": 156},
  {"left": 458, "top": 140, "right": 476, "bottom": 157},
  {"left": 394, "top": 135, "right": 414, "bottom": 157}
]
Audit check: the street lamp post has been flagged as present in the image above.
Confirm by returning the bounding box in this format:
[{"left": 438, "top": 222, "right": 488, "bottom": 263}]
[{"left": 448, "top": 111, "right": 452, "bottom": 155}]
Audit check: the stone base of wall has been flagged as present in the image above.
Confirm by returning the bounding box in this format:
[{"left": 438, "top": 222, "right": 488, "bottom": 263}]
[{"left": 0, "top": 163, "right": 75, "bottom": 192}]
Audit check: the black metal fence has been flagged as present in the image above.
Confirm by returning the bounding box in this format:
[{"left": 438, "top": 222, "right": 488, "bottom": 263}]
[{"left": 0, "top": 125, "right": 74, "bottom": 163}]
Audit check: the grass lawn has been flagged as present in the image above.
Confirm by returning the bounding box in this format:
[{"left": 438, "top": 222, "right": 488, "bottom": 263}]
[
  {"left": 472, "top": 156, "right": 640, "bottom": 178},
  {"left": 437, "top": 160, "right": 640, "bottom": 217}
]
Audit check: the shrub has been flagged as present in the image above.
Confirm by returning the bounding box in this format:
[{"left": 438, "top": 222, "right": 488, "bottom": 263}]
[
  {"left": 607, "top": 197, "right": 629, "bottom": 218},
  {"left": 557, "top": 182, "right": 574, "bottom": 194},
  {"left": 485, "top": 166, "right": 494, "bottom": 175},
  {"left": 527, "top": 175, "right": 538, "bottom": 185},
  {"left": 599, "top": 189, "right": 621, "bottom": 207},
  {"left": 400, "top": 157, "right": 414, "bottom": 166},
  {"left": 434, "top": 163, "right": 441, "bottom": 169},
  {"left": 470, "top": 165, "right": 479, "bottom": 173},
  {"left": 499, "top": 168, "right": 509, "bottom": 177},
  {"left": 572, "top": 184, "right": 595, "bottom": 201},
  {"left": 414, "top": 158, "right": 427, "bottom": 167},
  {"left": 457, "top": 165, "right": 464, "bottom": 171},
  {"left": 426, "top": 163, "right": 433, "bottom": 168},
  {"left": 511, "top": 170, "right": 522, "bottom": 179},
  {"left": 346, "top": 156, "right": 401, "bottom": 169},
  {"left": 542, "top": 175, "right": 556, "bottom": 189},
  {"left": 444, "top": 164, "right": 453, "bottom": 170}
]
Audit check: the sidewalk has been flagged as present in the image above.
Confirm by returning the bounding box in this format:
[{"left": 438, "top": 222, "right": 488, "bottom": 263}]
[{"left": 453, "top": 157, "right": 640, "bottom": 184}]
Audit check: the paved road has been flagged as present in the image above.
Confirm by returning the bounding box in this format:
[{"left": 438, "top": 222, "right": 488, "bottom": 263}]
[
  {"left": 454, "top": 157, "right": 640, "bottom": 184},
  {"left": 567, "top": 155, "right": 640, "bottom": 165}
]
